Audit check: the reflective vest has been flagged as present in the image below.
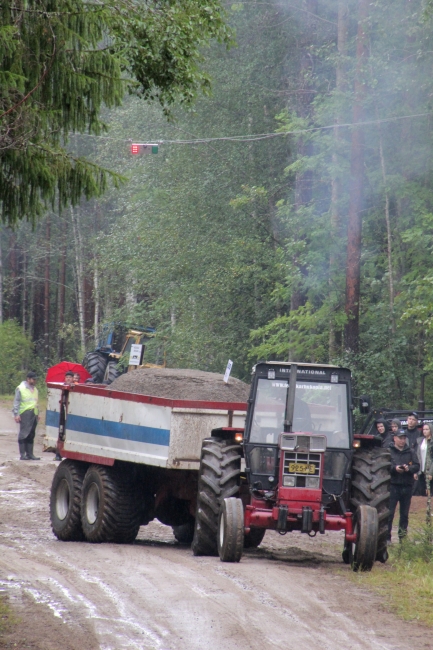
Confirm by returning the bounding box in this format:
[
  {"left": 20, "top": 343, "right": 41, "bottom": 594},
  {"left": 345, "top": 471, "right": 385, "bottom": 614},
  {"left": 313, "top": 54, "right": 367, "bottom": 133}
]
[{"left": 18, "top": 382, "right": 39, "bottom": 416}]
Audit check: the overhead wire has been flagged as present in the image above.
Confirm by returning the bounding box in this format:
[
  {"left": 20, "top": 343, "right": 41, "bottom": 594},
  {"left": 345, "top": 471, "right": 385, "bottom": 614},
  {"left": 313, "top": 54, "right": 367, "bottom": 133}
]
[{"left": 72, "top": 111, "right": 433, "bottom": 146}]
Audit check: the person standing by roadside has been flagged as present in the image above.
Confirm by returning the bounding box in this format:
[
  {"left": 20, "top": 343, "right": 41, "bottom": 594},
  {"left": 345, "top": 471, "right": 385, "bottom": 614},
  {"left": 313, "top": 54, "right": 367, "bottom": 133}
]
[
  {"left": 13, "top": 371, "right": 40, "bottom": 461},
  {"left": 416, "top": 422, "right": 433, "bottom": 496},
  {"left": 388, "top": 430, "right": 419, "bottom": 543},
  {"left": 406, "top": 412, "right": 421, "bottom": 451},
  {"left": 391, "top": 419, "right": 401, "bottom": 435}
]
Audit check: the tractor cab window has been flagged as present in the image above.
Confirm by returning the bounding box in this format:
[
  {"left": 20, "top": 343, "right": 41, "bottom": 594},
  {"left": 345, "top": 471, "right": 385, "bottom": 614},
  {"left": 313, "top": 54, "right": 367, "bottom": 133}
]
[{"left": 249, "top": 378, "right": 350, "bottom": 448}]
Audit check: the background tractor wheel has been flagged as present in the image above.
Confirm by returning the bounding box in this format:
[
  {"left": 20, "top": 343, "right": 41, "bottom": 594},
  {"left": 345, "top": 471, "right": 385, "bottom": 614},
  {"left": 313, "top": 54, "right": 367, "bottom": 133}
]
[
  {"left": 103, "top": 360, "right": 120, "bottom": 385},
  {"left": 83, "top": 351, "right": 107, "bottom": 383},
  {"left": 244, "top": 527, "right": 266, "bottom": 549},
  {"left": 192, "top": 438, "right": 241, "bottom": 557},
  {"left": 351, "top": 446, "right": 391, "bottom": 563},
  {"left": 351, "top": 505, "right": 378, "bottom": 572},
  {"left": 218, "top": 497, "right": 244, "bottom": 562},
  {"left": 172, "top": 518, "right": 195, "bottom": 545},
  {"left": 50, "top": 460, "right": 87, "bottom": 541},
  {"left": 81, "top": 465, "right": 141, "bottom": 543}
]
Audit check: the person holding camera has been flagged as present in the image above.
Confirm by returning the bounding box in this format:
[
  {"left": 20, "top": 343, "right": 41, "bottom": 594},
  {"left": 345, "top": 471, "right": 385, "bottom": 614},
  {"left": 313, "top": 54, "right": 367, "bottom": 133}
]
[{"left": 387, "top": 430, "right": 420, "bottom": 543}]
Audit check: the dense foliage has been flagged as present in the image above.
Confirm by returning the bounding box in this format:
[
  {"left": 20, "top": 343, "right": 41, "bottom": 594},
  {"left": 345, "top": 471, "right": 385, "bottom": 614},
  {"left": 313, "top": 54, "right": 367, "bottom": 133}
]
[
  {"left": 0, "top": 0, "right": 232, "bottom": 224},
  {"left": 3, "top": 0, "right": 433, "bottom": 409}
]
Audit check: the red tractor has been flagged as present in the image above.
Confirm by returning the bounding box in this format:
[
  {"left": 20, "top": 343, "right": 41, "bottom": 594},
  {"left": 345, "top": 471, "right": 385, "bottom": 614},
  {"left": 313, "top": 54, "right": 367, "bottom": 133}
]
[{"left": 192, "top": 362, "right": 391, "bottom": 571}]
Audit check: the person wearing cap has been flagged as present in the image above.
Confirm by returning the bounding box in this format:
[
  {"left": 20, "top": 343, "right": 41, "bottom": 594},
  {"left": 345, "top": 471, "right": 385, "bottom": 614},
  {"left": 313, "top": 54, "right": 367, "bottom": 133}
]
[
  {"left": 388, "top": 429, "right": 419, "bottom": 543},
  {"left": 12, "top": 371, "right": 40, "bottom": 461},
  {"left": 64, "top": 371, "right": 74, "bottom": 386}
]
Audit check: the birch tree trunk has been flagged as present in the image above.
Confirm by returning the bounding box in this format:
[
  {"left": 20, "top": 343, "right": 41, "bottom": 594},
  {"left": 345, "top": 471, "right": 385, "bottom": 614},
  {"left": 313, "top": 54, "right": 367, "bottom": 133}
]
[{"left": 344, "top": 0, "right": 369, "bottom": 353}]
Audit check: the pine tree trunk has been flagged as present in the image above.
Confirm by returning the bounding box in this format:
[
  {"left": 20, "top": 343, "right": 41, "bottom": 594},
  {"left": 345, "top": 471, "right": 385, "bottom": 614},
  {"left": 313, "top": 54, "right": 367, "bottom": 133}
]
[
  {"left": 0, "top": 228, "right": 3, "bottom": 324},
  {"left": 377, "top": 123, "right": 395, "bottom": 333},
  {"left": 71, "top": 206, "right": 86, "bottom": 356},
  {"left": 344, "top": 0, "right": 369, "bottom": 353},
  {"left": 44, "top": 216, "right": 51, "bottom": 368},
  {"left": 329, "top": 0, "right": 348, "bottom": 358},
  {"left": 58, "top": 217, "right": 67, "bottom": 359}
]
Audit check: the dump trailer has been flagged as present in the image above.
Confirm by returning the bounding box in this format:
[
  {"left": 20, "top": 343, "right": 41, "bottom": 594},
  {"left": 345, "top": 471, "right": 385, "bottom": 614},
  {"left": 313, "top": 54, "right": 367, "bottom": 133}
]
[
  {"left": 45, "top": 381, "right": 246, "bottom": 544},
  {"left": 193, "top": 362, "right": 391, "bottom": 571}
]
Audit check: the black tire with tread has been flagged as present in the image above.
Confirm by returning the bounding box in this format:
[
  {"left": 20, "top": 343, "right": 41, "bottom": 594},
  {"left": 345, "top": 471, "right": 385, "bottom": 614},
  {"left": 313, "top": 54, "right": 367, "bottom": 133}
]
[
  {"left": 81, "top": 464, "right": 142, "bottom": 543},
  {"left": 351, "top": 446, "right": 391, "bottom": 563},
  {"left": 192, "top": 438, "right": 241, "bottom": 556},
  {"left": 352, "top": 504, "right": 378, "bottom": 572},
  {"left": 218, "top": 497, "right": 244, "bottom": 562},
  {"left": 83, "top": 352, "right": 107, "bottom": 383},
  {"left": 103, "top": 360, "right": 120, "bottom": 385},
  {"left": 50, "top": 459, "right": 87, "bottom": 541}
]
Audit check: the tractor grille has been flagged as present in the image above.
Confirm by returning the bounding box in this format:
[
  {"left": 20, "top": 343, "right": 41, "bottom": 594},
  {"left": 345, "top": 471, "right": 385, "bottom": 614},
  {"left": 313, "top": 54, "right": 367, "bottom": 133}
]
[{"left": 283, "top": 452, "right": 321, "bottom": 488}]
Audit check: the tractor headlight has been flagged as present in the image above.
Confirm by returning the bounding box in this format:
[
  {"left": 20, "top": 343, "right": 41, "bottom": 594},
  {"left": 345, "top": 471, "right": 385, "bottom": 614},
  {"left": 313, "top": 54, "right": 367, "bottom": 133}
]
[
  {"left": 305, "top": 476, "right": 320, "bottom": 489},
  {"left": 283, "top": 475, "right": 296, "bottom": 487},
  {"left": 309, "top": 436, "right": 327, "bottom": 452}
]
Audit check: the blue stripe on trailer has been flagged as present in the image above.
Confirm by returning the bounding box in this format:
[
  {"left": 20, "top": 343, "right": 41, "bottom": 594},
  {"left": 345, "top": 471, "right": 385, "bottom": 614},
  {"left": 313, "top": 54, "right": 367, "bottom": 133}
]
[
  {"left": 46, "top": 410, "right": 60, "bottom": 427},
  {"left": 66, "top": 414, "right": 170, "bottom": 446}
]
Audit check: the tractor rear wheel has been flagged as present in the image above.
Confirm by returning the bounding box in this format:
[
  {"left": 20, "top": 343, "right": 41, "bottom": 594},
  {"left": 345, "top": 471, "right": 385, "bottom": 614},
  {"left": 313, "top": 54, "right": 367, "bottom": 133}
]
[
  {"left": 351, "top": 505, "right": 378, "bottom": 572},
  {"left": 50, "top": 460, "right": 87, "bottom": 541},
  {"left": 81, "top": 465, "right": 141, "bottom": 543},
  {"left": 244, "top": 527, "right": 266, "bottom": 549},
  {"left": 103, "top": 360, "right": 120, "bottom": 385},
  {"left": 192, "top": 438, "right": 241, "bottom": 556},
  {"left": 218, "top": 497, "right": 244, "bottom": 562},
  {"left": 351, "top": 446, "right": 391, "bottom": 563},
  {"left": 83, "top": 351, "right": 107, "bottom": 383}
]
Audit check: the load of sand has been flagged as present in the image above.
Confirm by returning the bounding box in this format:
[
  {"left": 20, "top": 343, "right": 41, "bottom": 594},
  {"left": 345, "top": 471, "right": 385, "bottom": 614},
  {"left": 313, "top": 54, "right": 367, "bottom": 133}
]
[{"left": 109, "top": 367, "right": 250, "bottom": 402}]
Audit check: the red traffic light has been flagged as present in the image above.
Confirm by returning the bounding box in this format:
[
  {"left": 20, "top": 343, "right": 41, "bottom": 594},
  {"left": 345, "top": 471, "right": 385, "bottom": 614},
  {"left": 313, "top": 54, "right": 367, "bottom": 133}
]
[{"left": 130, "top": 143, "right": 159, "bottom": 155}]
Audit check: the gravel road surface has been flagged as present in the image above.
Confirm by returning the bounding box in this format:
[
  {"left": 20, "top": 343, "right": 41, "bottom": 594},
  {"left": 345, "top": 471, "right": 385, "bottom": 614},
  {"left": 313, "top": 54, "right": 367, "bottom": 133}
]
[{"left": 0, "top": 404, "right": 429, "bottom": 649}]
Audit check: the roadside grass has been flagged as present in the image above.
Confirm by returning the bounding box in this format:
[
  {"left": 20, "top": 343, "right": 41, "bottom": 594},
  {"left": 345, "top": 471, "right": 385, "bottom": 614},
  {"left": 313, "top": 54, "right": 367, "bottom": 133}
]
[
  {"left": 0, "top": 593, "right": 18, "bottom": 635},
  {"left": 350, "top": 504, "right": 433, "bottom": 626}
]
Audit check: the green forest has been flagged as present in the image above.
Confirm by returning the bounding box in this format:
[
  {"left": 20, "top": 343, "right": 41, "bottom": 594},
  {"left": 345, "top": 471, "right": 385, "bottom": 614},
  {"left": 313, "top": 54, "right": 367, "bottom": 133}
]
[{"left": 2, "top": 0, "right": 433, "bottom": 408}]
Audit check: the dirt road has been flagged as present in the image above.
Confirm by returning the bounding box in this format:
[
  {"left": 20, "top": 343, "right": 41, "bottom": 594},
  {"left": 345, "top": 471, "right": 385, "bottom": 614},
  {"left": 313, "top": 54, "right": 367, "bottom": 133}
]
[{"left": 0, "top": 404, "right": 429, "bottom": 649}]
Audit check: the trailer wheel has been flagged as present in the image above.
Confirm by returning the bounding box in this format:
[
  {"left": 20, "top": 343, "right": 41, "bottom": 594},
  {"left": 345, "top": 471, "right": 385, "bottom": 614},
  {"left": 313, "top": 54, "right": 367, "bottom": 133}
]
[
  {"left": 172, "top": 518, "right": 195, "bottom": 545},
  {"left": 351, "top": 505, "right": 378, "bottom": 572},
  {"left": 351, "top": 446, "right": 391, "bottom": 563},
  {"left": 244, "top": 527, "right": 266, "bottom": 549},
  {"left": 50, "top": 460, "right": 87, "bottom": 541},
  {"left": 218, "top": 498, "right": 244, "bottom": 562},
  {"left": 81, "top": 465, "right": 141, "bottom": 543},
  {"left": 192, "top": 438, "right": 241, "bottom": 556},
  {"left": 103, "top": 361, "right": 120, "bottom": 385},
  {"left": 83, "top": 352, "right": 107, "bottom": 383}
]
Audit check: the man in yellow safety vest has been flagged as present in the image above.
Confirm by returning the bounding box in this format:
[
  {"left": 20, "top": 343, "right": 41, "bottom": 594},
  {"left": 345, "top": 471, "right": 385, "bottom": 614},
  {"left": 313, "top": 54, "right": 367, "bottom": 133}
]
[{"left": 12, "top": 371, "right": 40, "bottom": 461}]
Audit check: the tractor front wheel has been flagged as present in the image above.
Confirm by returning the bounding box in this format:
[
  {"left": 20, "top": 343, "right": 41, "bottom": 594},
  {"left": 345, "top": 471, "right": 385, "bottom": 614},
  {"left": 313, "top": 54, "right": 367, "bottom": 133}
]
[
  {"left": 351, "top": 505, "right": 378, "bottom": 572},
  {"left": 218, "top": 497, "right": 244, "bottom": 563}
]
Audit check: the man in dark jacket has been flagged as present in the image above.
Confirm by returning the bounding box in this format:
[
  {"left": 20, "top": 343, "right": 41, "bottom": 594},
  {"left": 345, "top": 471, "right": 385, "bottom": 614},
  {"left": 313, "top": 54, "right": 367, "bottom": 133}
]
[
  {"left": 405, "top": 412, "right": 421, "bottom": 450},
  {"left": 388, "top": 430, "right": 420, "bottom": 543}
]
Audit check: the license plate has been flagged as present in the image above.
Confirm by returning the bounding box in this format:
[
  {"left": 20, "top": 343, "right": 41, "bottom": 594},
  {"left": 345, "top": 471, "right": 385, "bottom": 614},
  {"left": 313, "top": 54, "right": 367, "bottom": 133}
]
[{"left": 288, "top": 462, "right": 316, "bottom": 474}]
